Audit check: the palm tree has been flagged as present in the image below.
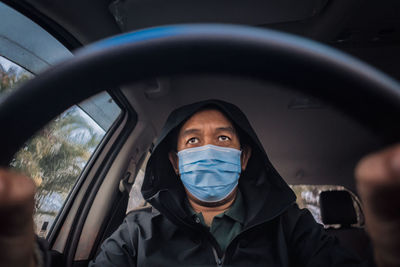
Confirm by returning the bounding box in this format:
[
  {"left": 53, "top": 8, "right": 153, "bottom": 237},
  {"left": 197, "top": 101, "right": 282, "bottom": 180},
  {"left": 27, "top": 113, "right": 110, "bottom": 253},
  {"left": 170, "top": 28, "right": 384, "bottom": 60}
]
[{"left": 11, "top": 107, "right": 104, "bottom": 212}]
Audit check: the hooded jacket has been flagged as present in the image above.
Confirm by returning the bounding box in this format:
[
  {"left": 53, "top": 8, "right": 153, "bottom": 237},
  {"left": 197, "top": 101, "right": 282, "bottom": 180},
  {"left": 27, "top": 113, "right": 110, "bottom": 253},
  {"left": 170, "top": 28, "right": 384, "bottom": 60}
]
[{"left": 90, "top": 100, "right": 371, "bottom": 267}]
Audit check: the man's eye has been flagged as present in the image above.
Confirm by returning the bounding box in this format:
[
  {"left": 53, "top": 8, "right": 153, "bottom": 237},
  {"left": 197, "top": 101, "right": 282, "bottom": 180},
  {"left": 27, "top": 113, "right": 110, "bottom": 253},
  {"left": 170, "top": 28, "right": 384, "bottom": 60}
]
[
  {"left": 218, "top": 136, "right": 230, "bottom": 141},
  {"left": 187, "top": 137, "right": 199, "bottom": 144}
]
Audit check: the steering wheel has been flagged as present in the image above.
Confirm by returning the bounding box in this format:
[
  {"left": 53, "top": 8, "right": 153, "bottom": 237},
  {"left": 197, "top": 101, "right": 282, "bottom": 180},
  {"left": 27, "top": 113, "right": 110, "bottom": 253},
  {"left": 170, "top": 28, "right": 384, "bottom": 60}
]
[{"left": 1, "top": 24, "right": 400, "bottom": 166}]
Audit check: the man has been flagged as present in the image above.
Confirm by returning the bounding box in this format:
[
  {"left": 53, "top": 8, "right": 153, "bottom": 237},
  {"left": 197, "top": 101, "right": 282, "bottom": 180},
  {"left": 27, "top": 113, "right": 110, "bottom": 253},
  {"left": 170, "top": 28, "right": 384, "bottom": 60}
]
[{"left": 0, "top": 100, "right": 399, "bottom": 266}]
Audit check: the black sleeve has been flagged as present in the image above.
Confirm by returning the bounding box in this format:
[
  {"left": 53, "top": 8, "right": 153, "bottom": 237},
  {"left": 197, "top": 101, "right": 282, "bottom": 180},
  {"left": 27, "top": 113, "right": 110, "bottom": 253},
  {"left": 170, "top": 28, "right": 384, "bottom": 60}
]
[
  {"left": 35, "top": 236, "right": 51, "bottom": 267},
  {"left": 89, "top": 216, "right": 137, "bottom": 267},
  {"left": 34, "top": 216, "right": 138, "bottom": 267},
  {"left": 282, "top": 204, "right": 376, "bottom": 267}
]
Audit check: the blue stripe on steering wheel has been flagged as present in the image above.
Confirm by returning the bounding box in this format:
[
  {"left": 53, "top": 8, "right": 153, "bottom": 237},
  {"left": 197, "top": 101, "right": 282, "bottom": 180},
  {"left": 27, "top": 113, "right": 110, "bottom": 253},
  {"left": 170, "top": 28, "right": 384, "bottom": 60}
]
[
  {"left": 81, "top": 24, "right": 333, "bottom": 56},
  {"left": 78, "top": 24, "right": 365, "bottom": 63},
  {"left": 81, "top": 26, "right": 186, "bottom": 53}
]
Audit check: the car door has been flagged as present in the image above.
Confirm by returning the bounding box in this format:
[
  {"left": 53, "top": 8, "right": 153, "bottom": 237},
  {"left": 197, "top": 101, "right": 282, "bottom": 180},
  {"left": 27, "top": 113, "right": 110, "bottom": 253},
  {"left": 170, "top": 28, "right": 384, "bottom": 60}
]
[{"left": 0, "top": 3, "right": 155, "bottom": 266}]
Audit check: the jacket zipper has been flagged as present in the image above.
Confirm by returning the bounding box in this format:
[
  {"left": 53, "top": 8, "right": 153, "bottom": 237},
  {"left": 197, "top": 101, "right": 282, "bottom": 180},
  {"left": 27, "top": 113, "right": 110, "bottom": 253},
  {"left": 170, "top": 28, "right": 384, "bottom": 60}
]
[
  {"left": 212, "top": 246, "right": 225, "bottom": 267},
  {"left": 185, "top": 218, "right": 226, "bottom": 266}
]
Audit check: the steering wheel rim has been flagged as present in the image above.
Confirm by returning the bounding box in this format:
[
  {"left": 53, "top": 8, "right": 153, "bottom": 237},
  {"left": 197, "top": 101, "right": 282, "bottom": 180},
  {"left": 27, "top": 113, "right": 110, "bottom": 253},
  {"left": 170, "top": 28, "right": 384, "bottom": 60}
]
[{"left": 1, "top": 24, "right": 400, "bottom": 165}]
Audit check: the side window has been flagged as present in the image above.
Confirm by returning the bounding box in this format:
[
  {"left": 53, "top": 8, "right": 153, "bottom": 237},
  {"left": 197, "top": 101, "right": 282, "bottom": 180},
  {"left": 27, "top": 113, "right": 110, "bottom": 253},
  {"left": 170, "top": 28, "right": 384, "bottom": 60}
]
[
  {"left": 290, "top": 184, "right": 363, "bottom": 227},
  {"left": 1, "top": 3, "right": 123, "bottom": 238},
  {"left": 1, "top": 56, "right": 122, "bottom": 238}
]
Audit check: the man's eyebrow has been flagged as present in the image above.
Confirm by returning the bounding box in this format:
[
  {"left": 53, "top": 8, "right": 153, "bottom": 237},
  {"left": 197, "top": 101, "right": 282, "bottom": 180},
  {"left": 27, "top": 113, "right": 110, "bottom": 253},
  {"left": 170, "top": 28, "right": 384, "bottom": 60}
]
[
  {"left": 215, "top": 126, "right": 236, "bottom": 134},
  {"left": 181, "top": 128, "right": 201, "bottom": 137}
]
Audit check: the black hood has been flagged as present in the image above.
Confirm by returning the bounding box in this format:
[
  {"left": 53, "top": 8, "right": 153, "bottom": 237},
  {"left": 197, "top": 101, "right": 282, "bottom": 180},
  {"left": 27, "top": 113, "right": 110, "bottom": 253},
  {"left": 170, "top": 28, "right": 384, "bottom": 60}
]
[{"left": 141, "top": 99, "right": 296, "bottom": 229}]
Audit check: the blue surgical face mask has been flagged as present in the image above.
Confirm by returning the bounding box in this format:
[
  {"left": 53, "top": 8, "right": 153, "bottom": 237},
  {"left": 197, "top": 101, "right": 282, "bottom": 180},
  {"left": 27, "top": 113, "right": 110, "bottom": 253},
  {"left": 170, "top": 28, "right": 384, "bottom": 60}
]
[{"left": 177, "top": 144, "right": 242, "bottom": 202}]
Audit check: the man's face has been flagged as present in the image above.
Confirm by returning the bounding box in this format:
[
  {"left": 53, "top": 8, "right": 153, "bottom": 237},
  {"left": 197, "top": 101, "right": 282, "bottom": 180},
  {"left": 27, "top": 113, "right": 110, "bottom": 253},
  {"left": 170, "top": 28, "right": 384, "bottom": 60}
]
[{"left": 169, "top": 109, "right": 251, "bottom": 174}]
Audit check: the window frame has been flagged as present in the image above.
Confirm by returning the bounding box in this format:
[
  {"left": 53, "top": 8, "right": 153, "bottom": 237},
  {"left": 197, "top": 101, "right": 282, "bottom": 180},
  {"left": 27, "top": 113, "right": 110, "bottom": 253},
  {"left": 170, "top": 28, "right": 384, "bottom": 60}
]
[
  {"left": 1, "top": 0, "right": 140, "bottom": 258},
  {"left": 61, "top": 90, "right": 138, "bottom": 264},
  {"left": 47, "top": 89, "right": 135, "bottom": 245}
]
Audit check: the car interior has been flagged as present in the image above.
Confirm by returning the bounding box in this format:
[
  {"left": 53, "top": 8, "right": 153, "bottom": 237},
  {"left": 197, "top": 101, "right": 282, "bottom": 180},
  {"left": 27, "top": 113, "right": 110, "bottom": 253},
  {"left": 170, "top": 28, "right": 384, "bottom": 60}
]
[{"left": 1, "top": 0, "right": 400, "bottom": 266}]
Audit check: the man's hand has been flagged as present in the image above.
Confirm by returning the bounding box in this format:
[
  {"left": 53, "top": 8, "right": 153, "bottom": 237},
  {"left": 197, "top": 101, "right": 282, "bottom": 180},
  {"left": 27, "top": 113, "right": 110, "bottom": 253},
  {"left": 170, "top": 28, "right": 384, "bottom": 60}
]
[
  {"left": 355, "top": 144, "right": 400, "bottom": 267},
  {"left": 0, "top": 169, "right": 36, "bottom": 267}
]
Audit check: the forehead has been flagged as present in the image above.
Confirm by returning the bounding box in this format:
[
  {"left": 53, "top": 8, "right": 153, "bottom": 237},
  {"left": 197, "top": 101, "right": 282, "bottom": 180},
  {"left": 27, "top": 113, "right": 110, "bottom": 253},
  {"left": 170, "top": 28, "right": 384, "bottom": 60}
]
[{"left": 179, "top": 109, "right": 233, "bottom": 131}]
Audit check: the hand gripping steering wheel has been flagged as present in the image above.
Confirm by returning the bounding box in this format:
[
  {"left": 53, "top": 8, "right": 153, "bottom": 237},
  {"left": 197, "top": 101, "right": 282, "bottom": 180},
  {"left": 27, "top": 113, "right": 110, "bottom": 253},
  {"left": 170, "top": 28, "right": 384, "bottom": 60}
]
[{"left": 1, "top": 24, "right": 400, "bottom": 166}]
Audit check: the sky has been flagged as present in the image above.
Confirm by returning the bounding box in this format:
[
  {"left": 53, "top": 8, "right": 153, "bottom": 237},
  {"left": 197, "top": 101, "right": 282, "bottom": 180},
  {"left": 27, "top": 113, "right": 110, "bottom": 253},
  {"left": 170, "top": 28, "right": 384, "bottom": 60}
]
[{"left": 75, "top": 106, "right": 106, "bottom": 136}]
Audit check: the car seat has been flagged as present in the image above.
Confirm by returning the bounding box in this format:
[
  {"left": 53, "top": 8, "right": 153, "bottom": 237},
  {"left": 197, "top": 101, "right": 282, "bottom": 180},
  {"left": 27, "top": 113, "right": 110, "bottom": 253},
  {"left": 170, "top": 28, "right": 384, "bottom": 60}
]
[{"left": 319, "top": 190, "right": 372, "bottom": 260}]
